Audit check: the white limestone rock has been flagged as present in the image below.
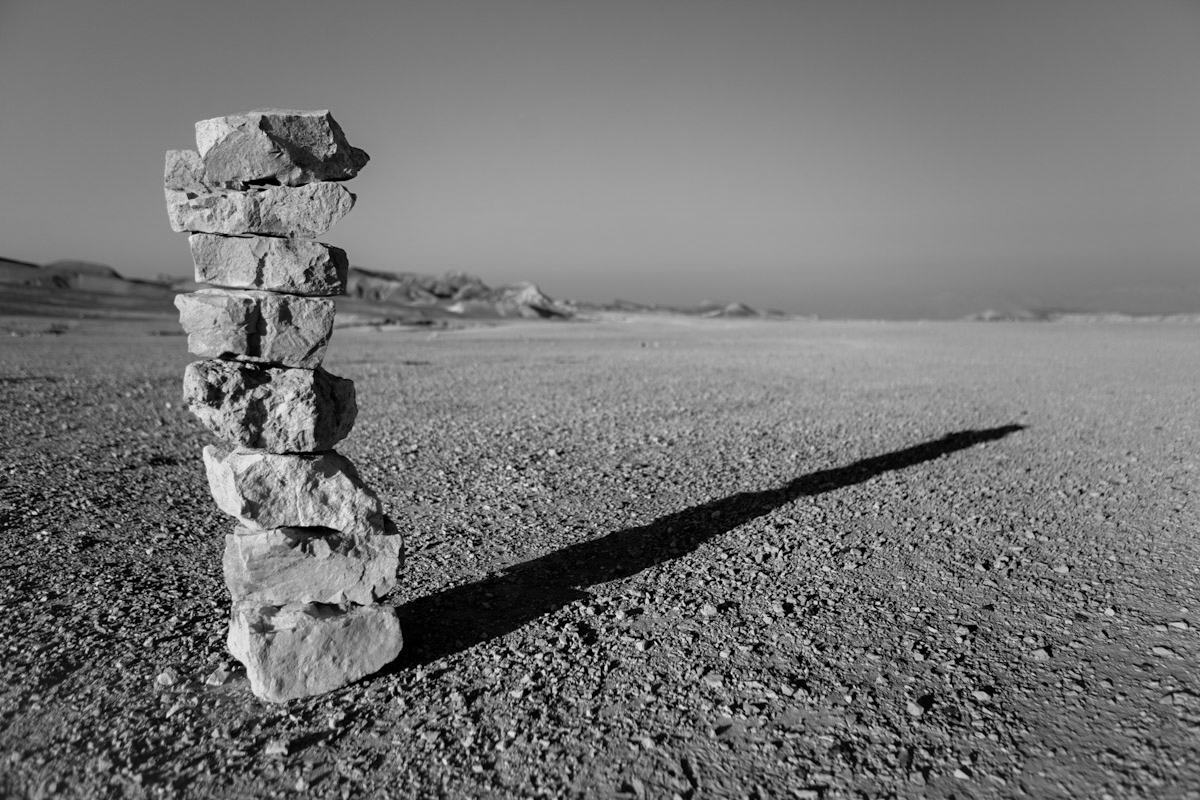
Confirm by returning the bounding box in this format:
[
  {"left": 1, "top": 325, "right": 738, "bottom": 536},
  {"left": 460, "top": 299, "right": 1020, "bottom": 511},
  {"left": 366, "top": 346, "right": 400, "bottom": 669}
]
[
  {"left": 228, "top": 602, "right": 403, "bottom": 703},
  {"left": 183, "top": 360, "right": 356, "bottom": 452},
  {"left": 166, "top": 180, "right": 355, "bottom": 238},
  {"left": 174, "top": 289, "right": 334, "bottom": 368},
  {"left": 164, "top": 149, "right": 208, "bottom": 195},
  {"left": 196, "top": 109, "right": 369, "bottom": 188},
  {"left": 203, "top": 446, "right": 387, "bottom": 536},
  {"left": 189, "top": 234, "right": 348, "bottom": 296},
  {"left": 223, "top": 519, "right": 403, "bottom": 605}
]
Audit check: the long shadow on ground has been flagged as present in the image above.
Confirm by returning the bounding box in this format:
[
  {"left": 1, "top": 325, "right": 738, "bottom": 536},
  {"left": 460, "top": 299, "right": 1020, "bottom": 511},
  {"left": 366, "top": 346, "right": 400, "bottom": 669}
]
[{"left": 393, "top": 424, "right": 1025, "bottom": 667}]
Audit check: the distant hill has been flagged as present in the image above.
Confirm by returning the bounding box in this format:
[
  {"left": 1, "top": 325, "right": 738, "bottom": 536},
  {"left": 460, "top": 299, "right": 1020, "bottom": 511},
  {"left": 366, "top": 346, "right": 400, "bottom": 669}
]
[
  {"left": 42, "top": 260, "right": 123, "bottom": 279},
  {"left": 1, "top": 258, "right": 172, "bottom": 295},
  {"left": 6, "top": 254, "right": 1199, "bottom": 323},
  {"left": 0, "top": 257, "right": 40, "bottom": 284},
  {"left": 701, "top": 301, "right": 762, "bottom": 318},
  {"left": 963, "top": 307, "right": 1200, "bottom": 323},
  {"left": 575, "top": 297, "right": 792, "bottom": 319},
  {"left": 962, "top": 308, "right": 1058, "bottom": 322},
  {"left": 0, "top": 255, "right": 794, "bottom": 323},
  {"left": 0, "top": 258, "right": 176, "bottom": 318}
]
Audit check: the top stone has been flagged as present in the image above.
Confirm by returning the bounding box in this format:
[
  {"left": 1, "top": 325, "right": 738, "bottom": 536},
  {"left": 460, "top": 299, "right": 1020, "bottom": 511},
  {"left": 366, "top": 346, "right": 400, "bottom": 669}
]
[{"left": 196, "top": 110, "right": 369, "bottom": 188}]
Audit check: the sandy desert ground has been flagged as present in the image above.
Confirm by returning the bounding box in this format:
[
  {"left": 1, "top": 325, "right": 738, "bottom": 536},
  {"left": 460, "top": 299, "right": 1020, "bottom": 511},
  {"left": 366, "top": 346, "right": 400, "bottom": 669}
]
[{"left": 1, "top": 315, "right": 1198, "bottom": 799}]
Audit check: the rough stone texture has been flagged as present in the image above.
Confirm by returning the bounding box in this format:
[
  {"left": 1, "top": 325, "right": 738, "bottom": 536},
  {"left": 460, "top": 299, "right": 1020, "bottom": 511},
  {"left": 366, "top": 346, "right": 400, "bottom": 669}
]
[
  {"left": 159, "top": 110, "right": 392, "bottom": 708},
  {"left": 223, "top": 519, "right": 403, "bottom": 605},
  {"left": 175, "top": 289, "right": 335, "bottom": 368},
  {"left": 164, "top": 149, "right": 207, "bottom": 195},
  {"left": 196, "top": 109, "right": 369, "bottom": 188},
  {"left": 183, "top": 360, "right": 356, "bottom": 452},
  {"left": 189, "top": 234, "right": 348, "bottom": 296},
  {"left": 203, "top": 445, "right": 387, "bottom": 536},
  {"left": 166, "top": 181, "right": 355, "bottom": 238},
  {"left": 228, "top": 602, "right": 403, "bottom": 703}
]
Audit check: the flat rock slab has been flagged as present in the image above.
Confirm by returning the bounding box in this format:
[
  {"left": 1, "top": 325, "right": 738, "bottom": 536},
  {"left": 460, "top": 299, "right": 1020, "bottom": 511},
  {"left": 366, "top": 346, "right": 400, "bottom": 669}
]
[
  {"left": 228, "top": 602, "right": 402, "bottom": 703},
  {"left": 196, "top": 109, "right": 369, "bottom": 188},
  {"left": 224, "top": 520, "right": 403, "bottom": 605},
  {"left": 166, "top": 179, "right": 355, "bottom": 238},
  {"left": 175, "top": 289, "right": 334, "bottom": 368},
  {"left": 184, "top": 359, "right": 356, "bottom": 452},
  {"left": 190, "top": 234, "right": 347, "bottom": 296},
  {"left": 203, "top": 446, "right": 387, "bottom": 536}
]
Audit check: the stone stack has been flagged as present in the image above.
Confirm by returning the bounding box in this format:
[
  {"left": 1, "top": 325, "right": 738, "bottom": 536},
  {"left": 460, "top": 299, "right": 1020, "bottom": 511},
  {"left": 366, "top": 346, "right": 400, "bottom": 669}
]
[{"left": 165, "top": 110, "right": 403, "bottom": 703}]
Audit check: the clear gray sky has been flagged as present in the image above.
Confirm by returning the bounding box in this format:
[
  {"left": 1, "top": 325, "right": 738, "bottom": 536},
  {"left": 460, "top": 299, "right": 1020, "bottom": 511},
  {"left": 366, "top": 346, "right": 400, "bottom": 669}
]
[{"left": 2, "top": 0, "right": 1199, "bottom": 318}]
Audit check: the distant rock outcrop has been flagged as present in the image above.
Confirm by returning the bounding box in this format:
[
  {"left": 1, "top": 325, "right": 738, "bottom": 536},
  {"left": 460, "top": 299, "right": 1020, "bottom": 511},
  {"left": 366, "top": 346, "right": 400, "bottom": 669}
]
[
  {"left": 346, "top": 268, "right": 487, "bottom": 305},
  {"left": 962, "top": 308, "right": 1055, "bottom": 322},
  {"left": 345, "top": 268, "right": 572, "bottom": 318},
  {"left": 448, "top": 282, "right": 572, "bottom": 318},
  {"left": 702, "top": 301, "right": 761, "bottom": 318}
]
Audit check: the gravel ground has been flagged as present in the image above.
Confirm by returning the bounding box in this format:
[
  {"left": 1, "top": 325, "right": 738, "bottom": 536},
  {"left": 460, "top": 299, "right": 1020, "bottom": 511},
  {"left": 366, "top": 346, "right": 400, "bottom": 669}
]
[{"left": 1, "top": 316, "right": 1198, "bottom": 799}]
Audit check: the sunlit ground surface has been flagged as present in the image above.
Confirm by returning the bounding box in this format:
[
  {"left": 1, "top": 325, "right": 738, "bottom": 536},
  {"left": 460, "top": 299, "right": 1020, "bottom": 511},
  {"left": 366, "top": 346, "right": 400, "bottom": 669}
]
[{"left": 1, "top": 316, "right": 1197, "bottom": 798}]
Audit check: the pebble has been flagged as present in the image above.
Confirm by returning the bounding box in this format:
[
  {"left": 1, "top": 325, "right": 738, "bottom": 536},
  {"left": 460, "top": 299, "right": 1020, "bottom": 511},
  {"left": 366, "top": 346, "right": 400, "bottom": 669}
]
[
  {"left": 699, "top": 603, "right": 718, "bottom": 617},
  {"left": 905, "top": 700, "right": 925, "bottom": 718},
  {"left": 1168, "top": 621, "right": 1189, "bottom": 630},
  {"left": 263, "top": 739, "right": 290, "bottom": 757},
  {"left": 1031, "top": 647, "right": 1051, "bottom": 661},
  {"left": 1151, "top": 646, "right": 1177, "bottom": 658},
  {"left": 971, "top": 689, "right": 993, "bottom": 702},
  {"left": 156, "top": 667, "right": 179, "bottom": 686},
  {"left": 204, "top": 666, "right": 230, "bottom": 686},
  {"left": 1053, "top": 565, "right": 1070, "bottom": 575}
]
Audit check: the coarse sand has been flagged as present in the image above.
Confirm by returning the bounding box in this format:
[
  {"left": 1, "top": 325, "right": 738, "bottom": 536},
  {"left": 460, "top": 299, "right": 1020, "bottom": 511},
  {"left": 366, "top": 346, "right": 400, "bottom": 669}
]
[{"left": 1, "top": 316, "right": 1197, "bottom": 798}]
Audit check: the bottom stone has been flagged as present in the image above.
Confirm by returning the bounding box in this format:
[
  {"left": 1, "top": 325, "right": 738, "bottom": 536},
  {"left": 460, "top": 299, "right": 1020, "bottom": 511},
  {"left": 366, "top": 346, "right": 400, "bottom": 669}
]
[{"left": 228, "top": 602, "right": 402, "bottom": 703}]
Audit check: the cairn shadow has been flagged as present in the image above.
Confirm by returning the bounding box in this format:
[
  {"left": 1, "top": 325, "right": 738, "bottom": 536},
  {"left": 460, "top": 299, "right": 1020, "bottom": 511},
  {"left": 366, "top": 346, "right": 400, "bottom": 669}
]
[{"left": 393, "top": 424, "right": 1026, "bottom": 667}]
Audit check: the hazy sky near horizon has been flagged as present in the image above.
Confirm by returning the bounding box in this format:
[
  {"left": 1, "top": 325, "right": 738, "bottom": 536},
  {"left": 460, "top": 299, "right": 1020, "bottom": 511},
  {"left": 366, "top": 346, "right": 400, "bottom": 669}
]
[{"left": 1, "top": 0, "right": 1199, "bottom": 318}]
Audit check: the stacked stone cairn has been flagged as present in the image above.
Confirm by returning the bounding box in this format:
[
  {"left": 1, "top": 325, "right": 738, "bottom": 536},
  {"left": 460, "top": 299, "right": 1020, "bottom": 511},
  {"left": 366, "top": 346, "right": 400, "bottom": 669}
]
[{"left": 164, "top": 110, "right": 403, "bottom": 703}]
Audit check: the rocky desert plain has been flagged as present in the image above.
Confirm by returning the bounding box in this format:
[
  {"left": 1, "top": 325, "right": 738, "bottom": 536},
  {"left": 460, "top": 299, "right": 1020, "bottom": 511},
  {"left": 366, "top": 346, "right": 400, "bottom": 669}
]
[{"left": 1, "top": 265, "right": 1199, "bottom": 799}]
